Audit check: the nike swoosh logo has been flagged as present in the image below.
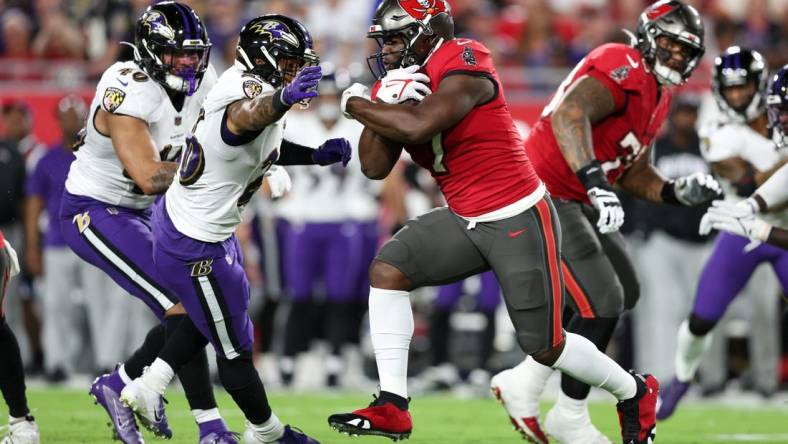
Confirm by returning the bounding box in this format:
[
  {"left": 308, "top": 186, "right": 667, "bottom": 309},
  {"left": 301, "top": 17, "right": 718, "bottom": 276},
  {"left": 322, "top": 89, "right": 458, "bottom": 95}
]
[
  {"left": 111, "top": 398, "right": 130, "bottom": 430},
  {"left": 508, "top": 228, "right": 527, "bottom": 238},
  {"left": 154, "top": 407, "right": 163, "bottom": 422},
  {"left": 117, "top": 78, "right": 128, "bottom": 86},
  {"left": 625, "top": 54, "right": 639, "bottom": 69}
]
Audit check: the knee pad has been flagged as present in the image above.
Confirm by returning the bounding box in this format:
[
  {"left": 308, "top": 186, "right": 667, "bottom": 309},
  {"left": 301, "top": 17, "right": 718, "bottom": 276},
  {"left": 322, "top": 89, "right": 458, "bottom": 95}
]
[{"left": 688, "top": 313, "right": 717, "bottom": 336}]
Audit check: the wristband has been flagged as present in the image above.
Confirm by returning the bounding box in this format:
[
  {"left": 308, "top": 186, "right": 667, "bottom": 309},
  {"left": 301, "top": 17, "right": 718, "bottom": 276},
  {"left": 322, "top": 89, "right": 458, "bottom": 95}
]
[
  {"left": 660, "top": 180, "right": 681, "bottom": 205},
  {"left": 272, "top": 89, "right": 292, "bottom": 113},
  {"left": 576, "top": 160, "right": 609, "bottom": 191}
]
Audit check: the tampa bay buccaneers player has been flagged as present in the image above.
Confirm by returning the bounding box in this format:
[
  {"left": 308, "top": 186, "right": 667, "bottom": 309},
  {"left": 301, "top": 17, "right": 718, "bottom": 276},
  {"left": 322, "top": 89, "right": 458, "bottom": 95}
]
[
  {"left": 0, "top": 233, "right": 40, "bottom": 443},
  {"left": 328, "top": 1, "right": 661, "bottom": 443},
  {"left": 491, "top": 1, "right": 722, "bottom": 443}
]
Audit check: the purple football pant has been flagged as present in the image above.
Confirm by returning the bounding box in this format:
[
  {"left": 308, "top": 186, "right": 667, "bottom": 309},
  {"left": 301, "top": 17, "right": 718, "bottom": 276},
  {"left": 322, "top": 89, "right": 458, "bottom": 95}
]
[
  {"left": 693, "top": 232, "right": 788, "bottom": 322},
  {"left": 435, "top": 270, "right": 501, "bottom": 314},
  {"left": 283, "top": 222, "right": 363, "bottom": 303},
  {"left": 59, "top": 192, "right": 177, "bottom": 321},
  {"left": 152, "top": 198, "right": 252, "bottom": 359}
]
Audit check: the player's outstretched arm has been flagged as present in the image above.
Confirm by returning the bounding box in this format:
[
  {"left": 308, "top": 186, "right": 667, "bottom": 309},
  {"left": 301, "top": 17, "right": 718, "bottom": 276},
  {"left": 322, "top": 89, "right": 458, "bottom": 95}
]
[
  {"left": 551, "top": 75, "right": 619, "bottom": 171},
  {"left": 103, "top": 112, "right": 177, "bottom": 195},
  {"left": 617, "top": 146, "right": 667, "bottom": 203},
  {"left": 346, "top": 74, "right": 494, "bottom": 145},
  {"left": 358, "top": 128, "right": 402, "bottom": 180},
  {"left": 276, "top": 138, "right": 351, "bottom": 166},
  {"left": 227, "top": 66, "right": 322, "bottom": 134},
  {"left": 711, "top": 157, "right": 787, "bottom": 198},
  {"left": 750, "top": 162, "right": 788, "bottom": 211}
]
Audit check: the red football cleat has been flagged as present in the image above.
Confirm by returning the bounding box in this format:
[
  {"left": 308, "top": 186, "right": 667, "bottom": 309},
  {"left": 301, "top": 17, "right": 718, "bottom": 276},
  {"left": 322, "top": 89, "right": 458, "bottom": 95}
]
[
  {"left": 617, "top": 373, "right": 659, "bottom": 444},
  {"left": 491, "top": 385, "right": 549, "bottom": 444},
  {"left": 327, "top": 394, "right": 412, "bottom": 441}
]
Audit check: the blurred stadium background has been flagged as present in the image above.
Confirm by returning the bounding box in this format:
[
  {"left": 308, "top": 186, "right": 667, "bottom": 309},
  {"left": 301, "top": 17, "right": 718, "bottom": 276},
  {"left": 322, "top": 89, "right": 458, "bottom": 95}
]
[{"left": 1, "top": 0, "right": 788, "bottom": 442}]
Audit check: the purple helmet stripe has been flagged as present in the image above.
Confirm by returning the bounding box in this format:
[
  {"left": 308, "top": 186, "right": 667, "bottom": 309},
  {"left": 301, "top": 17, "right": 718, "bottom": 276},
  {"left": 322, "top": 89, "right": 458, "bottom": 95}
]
[{"left": 174, "top": 2, "right": 195, "bottom": 40}]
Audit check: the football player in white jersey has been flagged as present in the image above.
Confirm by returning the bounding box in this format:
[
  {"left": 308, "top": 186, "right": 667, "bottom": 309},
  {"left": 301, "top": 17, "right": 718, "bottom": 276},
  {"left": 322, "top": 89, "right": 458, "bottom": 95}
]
[
  {"left": 118, "top": 15, "right": 350, "bottom": 444},
  {"left": 700, "top": 64, "right": 788, "bottom": 249},
  {"left": 275, "top": 74, "right": 376, "bottom": 388},
  {"left": 58, "top": 3, "right": 233, "bottom": 443},
  {"left": 658, "top": 48, "right": 788, "bottom": 420}
]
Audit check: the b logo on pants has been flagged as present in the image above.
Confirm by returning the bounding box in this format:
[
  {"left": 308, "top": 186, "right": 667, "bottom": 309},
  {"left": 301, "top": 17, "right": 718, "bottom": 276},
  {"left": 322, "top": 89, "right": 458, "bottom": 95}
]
[{"left": 190, "top": 259, "right": 213, "bottom": 277}]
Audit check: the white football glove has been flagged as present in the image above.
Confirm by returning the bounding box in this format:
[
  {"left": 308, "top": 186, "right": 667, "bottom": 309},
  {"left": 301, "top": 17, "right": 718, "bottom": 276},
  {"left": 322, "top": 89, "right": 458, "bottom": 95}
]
[
  {"left": 375, "top": 65, "right": 432, "bottom": 104},
  {"left": 264, "top": 166, "right": 292, "bottom": 199},
  {"left": 673, "top": 172, "right": 723, "bottom": 206},
  {"left": 587, "top": 187, "right": 625, "bottom": 234},
  {"left": 3, "top": 239, "right": 20, "bottom": 277},
  {"left": 340, "top": 83, "right": 370, "bottom": 120},
  {"left": 699, "top": 199, "right": 771, "bottom": 242}
]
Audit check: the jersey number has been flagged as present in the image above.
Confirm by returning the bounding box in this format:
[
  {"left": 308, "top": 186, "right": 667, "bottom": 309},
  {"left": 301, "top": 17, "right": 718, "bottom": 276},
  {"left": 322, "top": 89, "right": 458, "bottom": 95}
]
[
  {"left": 179, "top": 136, "right": 206, "bottom": 186},
  {"left": 601, "top": 131, "right": 645, "bottom": 173}
]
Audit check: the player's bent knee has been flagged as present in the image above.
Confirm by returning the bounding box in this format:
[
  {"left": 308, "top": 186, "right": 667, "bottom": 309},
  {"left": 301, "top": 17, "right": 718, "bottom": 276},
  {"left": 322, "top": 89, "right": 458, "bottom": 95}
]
[
  {"left": 368, "top": 260, "right": 412, "bottom": 291},
  {"left": 530, "top": 340, "right": 565, "bottom": 367},
  {"left": 688, "top": 313, "right": 717, "bottom": 336}
]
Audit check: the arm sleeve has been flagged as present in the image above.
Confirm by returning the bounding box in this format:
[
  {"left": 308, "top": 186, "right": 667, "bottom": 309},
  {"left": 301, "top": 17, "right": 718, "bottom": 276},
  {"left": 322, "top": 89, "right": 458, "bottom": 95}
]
[
  {"left": 276, "top": 139, "right": 317, "bottom": 165},
  {"left": 755, "top": 163, "right": 788, "bottom": 209}
]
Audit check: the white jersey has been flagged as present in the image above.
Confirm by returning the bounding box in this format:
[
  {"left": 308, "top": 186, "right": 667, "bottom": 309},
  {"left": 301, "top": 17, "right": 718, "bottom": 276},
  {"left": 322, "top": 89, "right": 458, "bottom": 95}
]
[
  {"left": 700, "top": 117, "right": 788, "bottom": 225},
  {"left": 166, "top": 66, "right": 284, "bottom": 242},
  {"left": 275, "top": 111, "right": 378, "bottom": 223},
  {"left": 65, "top": 61, "right": 216, "bottom": 209}
]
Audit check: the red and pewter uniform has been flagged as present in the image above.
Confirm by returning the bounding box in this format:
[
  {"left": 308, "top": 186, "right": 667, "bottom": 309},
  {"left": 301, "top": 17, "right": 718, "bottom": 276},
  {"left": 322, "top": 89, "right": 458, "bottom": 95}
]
[
  {"left": 525, "top": 43, "right": 672, "bottom": 319},
  {"left": 527, "top": 43, "right": 672, "bottom": 204},
  {"left": 372, "top": 39, "right": 564, "bottom": 355},
  {"left": 372, "top": 38, "right": 543, "bottom": 217}
]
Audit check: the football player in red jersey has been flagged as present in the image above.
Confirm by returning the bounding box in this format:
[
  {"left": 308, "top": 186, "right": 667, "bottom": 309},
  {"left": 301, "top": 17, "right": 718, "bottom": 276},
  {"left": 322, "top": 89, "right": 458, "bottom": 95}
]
[
  {"left": 328, "top": 1, "right": 662, "bottom": 442},
  {"left": 490, "top": 1, "right": 722, "bottom": 443},
  {"left": 0, "top": 232, "right": 40, "bottom": 443}
]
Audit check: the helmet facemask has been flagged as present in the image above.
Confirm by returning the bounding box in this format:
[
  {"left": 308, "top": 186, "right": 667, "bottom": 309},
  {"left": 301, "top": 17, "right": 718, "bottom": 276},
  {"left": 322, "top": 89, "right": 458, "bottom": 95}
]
[
  {"left": 366, "top": 0, "right": 453, "bottom": 79},
  {"left": 767, "top": 68, "right": 788, "bottom": 150},
  {"left": 635, "top": 1, "right": 705, "bottom": 87},
  {"left": 143, "top": 41, "right": 211, "bottom": 96},
  {"left": 648, "top": 34, "right": 703, "bottom": 86},
  {"left": 712, "top": 47, "right": 768, "bottom": 123}
]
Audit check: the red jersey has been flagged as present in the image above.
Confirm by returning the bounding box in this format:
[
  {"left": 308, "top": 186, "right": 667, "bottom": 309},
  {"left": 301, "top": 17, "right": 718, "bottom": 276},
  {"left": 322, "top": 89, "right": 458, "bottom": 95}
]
[
  {"left": 372, "top": 38, "right": 541, "bottom": 217},
  {"left": 526, "top": 43, "right": 672, "bottom": 203}
]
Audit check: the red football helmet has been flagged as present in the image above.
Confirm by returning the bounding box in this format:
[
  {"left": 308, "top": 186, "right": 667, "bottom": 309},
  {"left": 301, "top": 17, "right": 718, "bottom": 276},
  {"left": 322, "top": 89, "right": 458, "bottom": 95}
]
[{"left": 366, "top": 0, "right": 454, "bottom": 78}]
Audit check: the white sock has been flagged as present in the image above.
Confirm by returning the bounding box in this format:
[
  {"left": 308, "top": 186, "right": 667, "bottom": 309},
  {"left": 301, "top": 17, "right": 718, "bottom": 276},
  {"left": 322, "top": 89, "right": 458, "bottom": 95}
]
[
  {"left": 369, "top": 287, "right": 413, "bottom": 398},
  {"left": 675, "top": 319, "right": 711, "bottom": 382},
  {"left": 118, "top": 364, "right": 132, "bottom": 385},
  {"left": 248, "top": 412, "right": 285, "bottom": 442},
  {"left": 511, "top": 356, "right": 554, "bottom": 414},
  {"left": 8, "top": 415, "right": 28, "bottom": 425},
  {"left": 192, "top": 407, "right": 221, "bottom": 424},
  {"left": 554, "top": 389, "right": 588, "bottom": 419},
  {"left": 552, "top": 332, "right": 637, "bottom": 400},
  {"left": 140, "top": 358, "right": 175, "bottom": 395}
]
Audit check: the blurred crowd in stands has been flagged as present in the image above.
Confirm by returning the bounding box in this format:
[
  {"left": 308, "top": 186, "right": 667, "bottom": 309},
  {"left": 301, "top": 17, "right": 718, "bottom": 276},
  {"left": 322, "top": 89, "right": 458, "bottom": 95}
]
[{"left": 1, "top": 0, "right": 787, "bottom": 90}]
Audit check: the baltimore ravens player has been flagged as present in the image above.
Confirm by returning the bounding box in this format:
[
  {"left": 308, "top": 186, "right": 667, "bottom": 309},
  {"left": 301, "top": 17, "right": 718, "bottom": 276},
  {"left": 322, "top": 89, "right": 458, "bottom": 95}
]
[
  {"left": 489, "top": 1, "right": 722, "bottom": 443},
  {"left": 58, "top": 3, "right": 232, "bottom": 443},
  {"left": 117, "top": 15, "right": 350, "bottom": 444},
  {"left": 700, "top": 65, "right": 788, "bottom": 249},
  {"left": 0, "top": 234, "right": 39, "bottom": 444},
  {"left": 329, "top": 1, "right": 664, "bottom": 443},
  {"left": 658, "top": 54, "right": 788, "bottom": 420}
]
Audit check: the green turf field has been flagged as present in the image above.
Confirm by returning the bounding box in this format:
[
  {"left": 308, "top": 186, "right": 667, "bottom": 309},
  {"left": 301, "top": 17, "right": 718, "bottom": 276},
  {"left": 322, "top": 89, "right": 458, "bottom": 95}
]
[{"left": 12, "top": 389, "right": 788, "bottom": 443}]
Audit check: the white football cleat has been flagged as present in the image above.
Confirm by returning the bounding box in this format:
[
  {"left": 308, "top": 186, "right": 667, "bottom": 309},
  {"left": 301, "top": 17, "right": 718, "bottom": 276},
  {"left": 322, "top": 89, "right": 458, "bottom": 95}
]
[
  {"left": 1, "top": 416, "right": 40, "bottom": 444},
  {"left": 544, "top": 405, "right": 612, "bottom": 444},
  {"left": 491, "top": 368, "right": 549, "bottom": 444},
  {"left": 119, "top": 379, "right": 172, "bottom": 439}
]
